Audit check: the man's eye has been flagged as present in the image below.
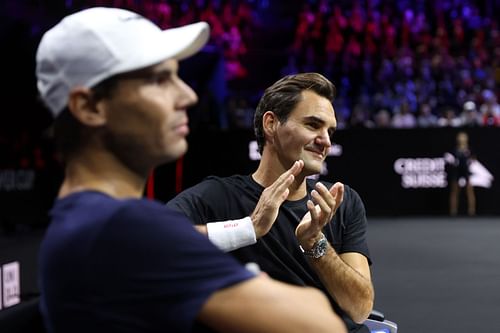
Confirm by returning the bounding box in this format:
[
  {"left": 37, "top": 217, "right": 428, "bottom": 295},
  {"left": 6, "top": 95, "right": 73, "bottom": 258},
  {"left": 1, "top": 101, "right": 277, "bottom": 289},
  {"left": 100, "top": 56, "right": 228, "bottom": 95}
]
[{"left": 148, "top": 73, "right": 171, "bottom": 85}]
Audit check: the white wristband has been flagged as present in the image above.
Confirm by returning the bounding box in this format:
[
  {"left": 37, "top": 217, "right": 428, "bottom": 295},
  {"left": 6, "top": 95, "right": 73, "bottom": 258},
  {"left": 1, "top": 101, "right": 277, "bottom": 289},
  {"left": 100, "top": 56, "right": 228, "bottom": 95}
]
[{"left": 206, "top": 217, "right": 257, "bottom": 252}]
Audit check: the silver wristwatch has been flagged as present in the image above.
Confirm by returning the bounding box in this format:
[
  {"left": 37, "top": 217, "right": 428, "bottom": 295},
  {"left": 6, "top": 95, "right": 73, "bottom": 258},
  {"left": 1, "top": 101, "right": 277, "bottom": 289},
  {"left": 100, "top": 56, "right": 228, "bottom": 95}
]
[{"left": 300, "top": 234, "right": 328, "bottom": 259}]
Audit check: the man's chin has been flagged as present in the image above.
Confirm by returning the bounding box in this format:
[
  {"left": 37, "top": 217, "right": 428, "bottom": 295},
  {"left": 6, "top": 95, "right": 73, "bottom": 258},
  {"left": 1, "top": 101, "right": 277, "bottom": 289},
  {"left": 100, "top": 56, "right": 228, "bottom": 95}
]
[
  {"left": 303, "top": 162, "right": 323, "bottom": 175},
  {"left": 159, "top": 143, "right": 187, "bottom": 165}
]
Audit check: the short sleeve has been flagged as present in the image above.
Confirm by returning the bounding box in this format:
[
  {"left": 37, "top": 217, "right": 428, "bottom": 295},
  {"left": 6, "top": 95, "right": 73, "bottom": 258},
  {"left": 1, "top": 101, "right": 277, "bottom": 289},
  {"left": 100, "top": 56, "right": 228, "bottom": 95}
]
[
  {"left": 166, "top": 177, "right": 229, "bottom": 225},
  {"left": 339, "top": 187, "right": 371, "bottom": 264}
]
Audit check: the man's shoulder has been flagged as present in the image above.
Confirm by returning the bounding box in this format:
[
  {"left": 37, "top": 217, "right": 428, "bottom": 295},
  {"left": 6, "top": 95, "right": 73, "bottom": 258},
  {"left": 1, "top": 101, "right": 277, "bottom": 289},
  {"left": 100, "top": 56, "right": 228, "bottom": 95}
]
[
  {"left": 51, "top": 191, "right": 126, "bottom": 226},
  {"left": 182, "top": 174, "right": 253, "bottom": 195},
  {"left": 168, "top": 174, "right": 253, "bottom": 212},
  {"left": 55, "top": 192, "right": 189, "bottom": 233},
  {"left": 204, "top": 174, "right": 252, "bottom": 186}
]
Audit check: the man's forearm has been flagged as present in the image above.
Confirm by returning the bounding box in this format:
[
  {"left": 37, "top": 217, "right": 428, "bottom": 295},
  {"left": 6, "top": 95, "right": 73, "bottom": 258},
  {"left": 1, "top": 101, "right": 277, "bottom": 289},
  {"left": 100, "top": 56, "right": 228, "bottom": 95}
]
[
  {"left": 308, "top": 245, "right": 374, "bottom": 323},
  {"left": 199, "top": 275, "right": 347, "bottom": 333}
]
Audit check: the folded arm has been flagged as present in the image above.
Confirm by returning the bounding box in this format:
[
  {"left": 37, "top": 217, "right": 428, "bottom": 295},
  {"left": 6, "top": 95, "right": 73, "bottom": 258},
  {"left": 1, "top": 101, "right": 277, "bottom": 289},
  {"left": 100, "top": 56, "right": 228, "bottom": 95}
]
[
  {"left": 198, "top": 275, "right": 347, "bottom": 333},
  {"left": 309, "top": 247, "right": 374, "bottom": 323},
  {"left": 296, "top": 182, "right": 374, "bottom": 323}
]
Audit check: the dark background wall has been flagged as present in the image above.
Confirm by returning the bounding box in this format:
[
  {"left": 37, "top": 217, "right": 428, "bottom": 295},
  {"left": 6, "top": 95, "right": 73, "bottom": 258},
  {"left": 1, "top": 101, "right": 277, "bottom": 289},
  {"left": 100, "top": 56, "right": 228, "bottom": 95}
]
[{"left": 156, "top": 127, "right": 500, "bottom": 216}]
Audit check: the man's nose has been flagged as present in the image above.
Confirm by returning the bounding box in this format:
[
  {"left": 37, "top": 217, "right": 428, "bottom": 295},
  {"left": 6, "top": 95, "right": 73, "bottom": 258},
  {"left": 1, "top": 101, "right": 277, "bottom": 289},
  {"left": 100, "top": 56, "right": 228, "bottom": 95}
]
[{"left": 317, "top": 130, "right": 332, "bottom": 148}]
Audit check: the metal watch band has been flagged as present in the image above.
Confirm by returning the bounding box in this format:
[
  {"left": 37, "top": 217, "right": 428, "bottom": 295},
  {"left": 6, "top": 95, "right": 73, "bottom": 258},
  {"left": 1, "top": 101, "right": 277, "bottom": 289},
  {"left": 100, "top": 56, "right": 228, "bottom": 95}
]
[{"left": 300, "top": 234, "right": 328, "bottom": 259}]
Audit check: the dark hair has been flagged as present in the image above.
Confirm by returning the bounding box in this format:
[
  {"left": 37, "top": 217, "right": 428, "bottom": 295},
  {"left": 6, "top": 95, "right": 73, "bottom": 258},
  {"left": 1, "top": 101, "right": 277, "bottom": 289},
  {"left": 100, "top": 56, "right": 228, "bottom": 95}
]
[
  {"left": 254, "top": 73, "right": 336, "bottom": 154},
  {"left": 51, "top": 75, "right": 121, "bottom": 161}
]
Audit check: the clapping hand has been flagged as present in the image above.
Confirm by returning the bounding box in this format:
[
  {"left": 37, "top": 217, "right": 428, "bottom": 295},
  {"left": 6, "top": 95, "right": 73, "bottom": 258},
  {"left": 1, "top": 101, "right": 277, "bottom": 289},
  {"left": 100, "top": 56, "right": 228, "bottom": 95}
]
[
  {"left": 251, "top": 160, "right": 304, "bottom": 238},
  {"left": 295, "top": 182, "right": 344, "bottom": 249}
]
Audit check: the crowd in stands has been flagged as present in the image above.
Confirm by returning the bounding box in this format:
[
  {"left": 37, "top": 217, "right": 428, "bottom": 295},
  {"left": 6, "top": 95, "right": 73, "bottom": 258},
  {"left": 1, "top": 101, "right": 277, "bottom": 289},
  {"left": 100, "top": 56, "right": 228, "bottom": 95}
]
[
  {"left": 282, "top": 0, "right": 500, "bottom": 129},
  {"left": 3, "top": 0, "right": 499, "bottom": 131}
]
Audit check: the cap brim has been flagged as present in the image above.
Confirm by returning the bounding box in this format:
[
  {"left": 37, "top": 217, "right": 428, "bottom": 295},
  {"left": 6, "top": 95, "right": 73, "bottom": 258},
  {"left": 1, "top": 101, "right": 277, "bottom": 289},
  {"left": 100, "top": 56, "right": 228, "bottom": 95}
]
[
  {"left": 86, "top": 21, "right": 210, "bottom": 91},
  {"left": 161, "top": 21, "right": 210, "bottom": 61}
]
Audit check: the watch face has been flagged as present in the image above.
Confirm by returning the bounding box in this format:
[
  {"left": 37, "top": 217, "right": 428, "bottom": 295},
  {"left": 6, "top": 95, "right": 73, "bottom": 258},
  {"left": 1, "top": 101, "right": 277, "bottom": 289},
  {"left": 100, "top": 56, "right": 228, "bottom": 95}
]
[
  {"left": 300, "top": 235, "right": 328, "bottom": 258},
  {"left": 313, "top": 238, "right": 328, "bottom": 258}
]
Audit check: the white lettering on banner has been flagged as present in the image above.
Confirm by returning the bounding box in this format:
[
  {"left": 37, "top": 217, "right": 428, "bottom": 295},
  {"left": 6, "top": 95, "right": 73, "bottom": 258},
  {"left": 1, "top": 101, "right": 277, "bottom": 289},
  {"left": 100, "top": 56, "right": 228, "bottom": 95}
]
[
  {"left": 401, "top": 173, "right": 447, "bottom": 188},
  {"left": 394, "top": 157, "right": 494, "bottom": 189},
  {"left": 2, "top": 261, "right": 20, "bottom": 308},
  {"left": 394, "top": 158, "right": 445, "bottom": 174},
  {"left": 394, "top": 158, "right": 447, "bottom": 188}
]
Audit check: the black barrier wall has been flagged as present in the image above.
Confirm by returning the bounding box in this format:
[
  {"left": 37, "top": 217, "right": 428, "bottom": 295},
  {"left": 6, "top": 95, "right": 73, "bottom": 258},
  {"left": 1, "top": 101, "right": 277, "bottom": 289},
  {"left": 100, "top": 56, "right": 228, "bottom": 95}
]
[
  {"left": 1, "top": 128, "right": 498, "bottom": 232},
  {"left": 156, "top": 127, "right": 500, "bottom": 216}
]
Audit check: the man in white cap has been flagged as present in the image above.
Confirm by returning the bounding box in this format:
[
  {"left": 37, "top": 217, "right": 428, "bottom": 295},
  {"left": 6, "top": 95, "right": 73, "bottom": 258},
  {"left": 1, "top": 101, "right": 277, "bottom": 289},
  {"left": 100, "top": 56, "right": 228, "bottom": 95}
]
[{"left": 36, "top": 7, "right": 346, "bottom": 333}]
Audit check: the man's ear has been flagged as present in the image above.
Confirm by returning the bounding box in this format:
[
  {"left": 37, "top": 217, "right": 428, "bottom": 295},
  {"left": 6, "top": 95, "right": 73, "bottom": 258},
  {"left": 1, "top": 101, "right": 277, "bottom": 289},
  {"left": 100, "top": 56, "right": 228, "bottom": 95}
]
[
  {"left": 262, "top": 111, "right": 278, "bottom": 141},
  {"left": 67, "top": 88, "right": 106, "bottom": 127}
]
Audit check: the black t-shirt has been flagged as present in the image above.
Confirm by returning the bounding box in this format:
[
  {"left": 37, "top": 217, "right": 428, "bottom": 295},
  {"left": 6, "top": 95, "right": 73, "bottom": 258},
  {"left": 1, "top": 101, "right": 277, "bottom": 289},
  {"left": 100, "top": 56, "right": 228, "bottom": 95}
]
[
  {"left": 39, "top": 191, "right": 254, "bottom": 333},
  {"left": 168, "top": 175, "right": 371, "bottom": 333}
]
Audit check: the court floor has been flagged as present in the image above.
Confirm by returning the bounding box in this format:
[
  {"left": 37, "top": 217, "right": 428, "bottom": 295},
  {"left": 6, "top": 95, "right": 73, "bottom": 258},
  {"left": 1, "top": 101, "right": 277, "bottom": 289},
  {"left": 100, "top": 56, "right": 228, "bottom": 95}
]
[
  {"left": 2, "top": 217, "right": 499, "bottom": 332},
  {"left": 368, "top": 217, "right": 500, "bottom": 333}
]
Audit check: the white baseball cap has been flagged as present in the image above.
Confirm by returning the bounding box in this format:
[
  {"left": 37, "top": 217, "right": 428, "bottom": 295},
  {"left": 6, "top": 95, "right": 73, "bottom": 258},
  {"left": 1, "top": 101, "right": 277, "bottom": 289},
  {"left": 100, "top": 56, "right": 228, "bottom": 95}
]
[{"left": 36, "top": 7, "right": 210, "bottom": 117}]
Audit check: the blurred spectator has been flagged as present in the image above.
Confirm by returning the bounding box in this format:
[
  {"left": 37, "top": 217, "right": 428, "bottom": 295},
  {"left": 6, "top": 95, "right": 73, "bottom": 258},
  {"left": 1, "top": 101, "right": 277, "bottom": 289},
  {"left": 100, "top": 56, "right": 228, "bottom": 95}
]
[
  {"left": 479, "top": 89, "right": 500, "bottom": 126},
  {"left": 460, "top": 101, "right": 482, "bottom": 127},
  {"left": 222, "top": 24, "right": 248, "bottom": 80},
  {"left": 481, "top": 108, "right": 500, "bottom": 126},
  {"left": 417, "top": 103, "right": 438, "bottom": 127},
  {"left": 446, "top": 132, "right": 476, "bottom": 216},
  {"left": 392, "top": 102, "right": 416, "bottom": 128},
  {"left": 200, "top": 2, "right": 225, "bottom": 42},
  {"left": 350, "top": 104, "right": 375, "bottom": 128},
  {"left": 373, "top": 109, "right": 392, "bottom": 128},
  {"left": 438, "top": 108, "right": 463, "bottom": 127}
]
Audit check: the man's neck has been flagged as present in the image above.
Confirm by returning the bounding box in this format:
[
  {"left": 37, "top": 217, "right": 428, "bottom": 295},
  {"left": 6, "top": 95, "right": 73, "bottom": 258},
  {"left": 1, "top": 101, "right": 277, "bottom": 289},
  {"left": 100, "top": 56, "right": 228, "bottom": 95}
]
[
  {"left": 252, "top": 155, "right": 308, "bottom": 201},
  {"left": 58, "top": 149, "right": 147, "bottom": 199}
]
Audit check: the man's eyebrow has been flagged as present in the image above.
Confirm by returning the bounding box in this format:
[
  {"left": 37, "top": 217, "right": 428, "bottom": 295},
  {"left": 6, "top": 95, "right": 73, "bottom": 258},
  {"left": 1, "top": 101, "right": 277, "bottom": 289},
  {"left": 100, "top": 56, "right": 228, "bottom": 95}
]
[
  {"left": 303, "top": 115, "right": 324, "bottom": 123},
  {"left": 303, "top": 115, "right": 337, "bottom": 132},
  {"left": 303, "top": 115, "right": 332, "bottom": 127}
]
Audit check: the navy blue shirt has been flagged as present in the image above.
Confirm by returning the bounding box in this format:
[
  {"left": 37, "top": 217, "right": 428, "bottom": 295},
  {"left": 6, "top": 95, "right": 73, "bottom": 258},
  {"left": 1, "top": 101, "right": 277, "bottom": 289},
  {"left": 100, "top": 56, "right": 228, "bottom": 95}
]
[{"left": 39, "top": 191, "right": 254, "bottom": 333}]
